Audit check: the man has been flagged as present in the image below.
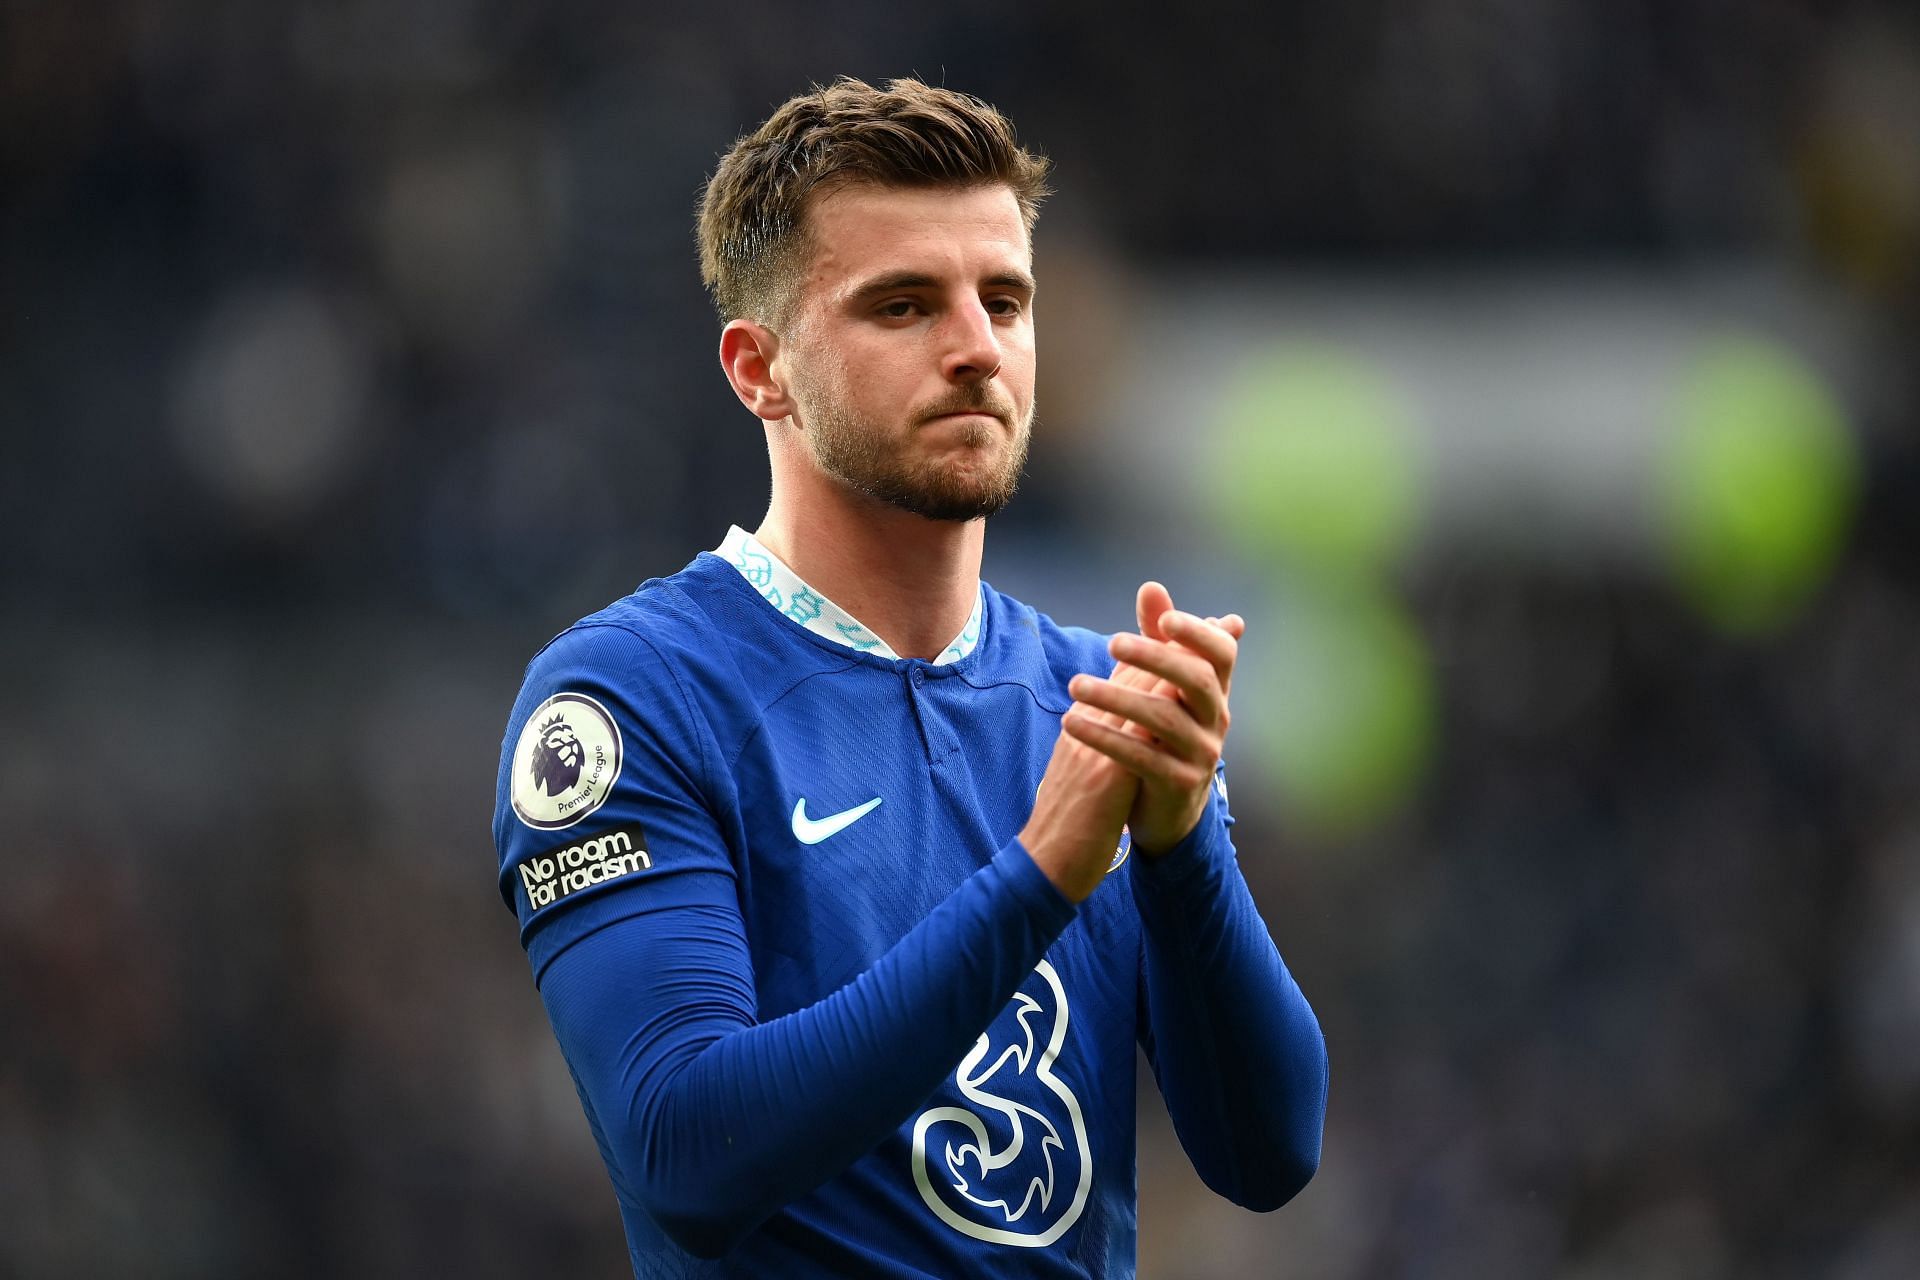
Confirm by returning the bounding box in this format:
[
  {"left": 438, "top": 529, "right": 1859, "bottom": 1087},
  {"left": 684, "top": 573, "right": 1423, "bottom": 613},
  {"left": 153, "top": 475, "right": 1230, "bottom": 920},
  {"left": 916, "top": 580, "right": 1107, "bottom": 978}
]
[{"left": 493, "top": 78, "right": 1327, "bottom": 1277}]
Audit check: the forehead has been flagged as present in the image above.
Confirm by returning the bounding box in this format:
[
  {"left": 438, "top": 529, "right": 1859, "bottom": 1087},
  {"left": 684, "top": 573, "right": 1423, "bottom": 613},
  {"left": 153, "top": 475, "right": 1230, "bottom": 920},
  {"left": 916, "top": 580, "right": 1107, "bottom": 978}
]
[{"left": 797, "top": 183, "right": 1031, "bottom": 302}]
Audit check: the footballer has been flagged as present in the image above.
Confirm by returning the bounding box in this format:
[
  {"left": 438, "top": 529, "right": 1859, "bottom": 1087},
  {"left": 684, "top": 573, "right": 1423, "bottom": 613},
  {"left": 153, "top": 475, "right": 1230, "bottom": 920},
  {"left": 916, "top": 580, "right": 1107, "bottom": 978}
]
[{"left": 492, "top": 77, "right": 1328, "bottom": 1277}]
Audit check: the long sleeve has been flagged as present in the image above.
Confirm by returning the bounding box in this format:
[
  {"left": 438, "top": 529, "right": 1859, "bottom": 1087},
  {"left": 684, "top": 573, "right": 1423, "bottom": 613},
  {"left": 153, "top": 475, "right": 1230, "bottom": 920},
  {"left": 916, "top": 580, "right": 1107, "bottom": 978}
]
[
  {"left": 1131, "top": 771, "right": 1328, "bottom": 1210},
  {"left": 535, "top": 837, "right": 1075, "bottom": 1260}
]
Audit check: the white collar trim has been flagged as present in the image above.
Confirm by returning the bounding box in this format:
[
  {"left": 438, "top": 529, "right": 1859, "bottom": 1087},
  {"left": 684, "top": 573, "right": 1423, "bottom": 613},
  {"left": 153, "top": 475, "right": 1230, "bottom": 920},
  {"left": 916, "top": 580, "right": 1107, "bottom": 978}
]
[{"left": 714, "top": 526, "right": 984, "bottom": 664}]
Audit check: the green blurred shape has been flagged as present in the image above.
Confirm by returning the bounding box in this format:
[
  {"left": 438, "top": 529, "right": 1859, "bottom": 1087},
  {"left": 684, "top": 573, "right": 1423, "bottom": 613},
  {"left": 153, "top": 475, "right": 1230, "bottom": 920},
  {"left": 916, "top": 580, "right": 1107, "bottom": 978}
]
[
  {"left": 1249, "top": 583, "right": 1435, "bottom": 836},
  {"left": 1210, "top": 345, "right": 1422, "bottom": 576},
  {"left": 1654, "top": 337, "right": 1859, "bottom": 633}
]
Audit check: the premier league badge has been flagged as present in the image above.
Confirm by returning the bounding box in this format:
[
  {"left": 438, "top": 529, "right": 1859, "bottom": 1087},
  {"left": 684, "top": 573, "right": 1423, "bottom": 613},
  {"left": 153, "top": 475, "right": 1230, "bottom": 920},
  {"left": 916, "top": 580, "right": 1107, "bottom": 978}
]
[{"left": 510, "top": 692, "right": 623, "bottom": 830}]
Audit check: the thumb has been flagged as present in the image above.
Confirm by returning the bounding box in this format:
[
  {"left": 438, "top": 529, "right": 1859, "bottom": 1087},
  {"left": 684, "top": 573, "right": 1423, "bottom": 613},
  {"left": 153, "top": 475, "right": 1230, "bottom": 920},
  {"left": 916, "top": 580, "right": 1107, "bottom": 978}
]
[{"left": 1136, "top": 580, "right": 1174, "bottom": 641}]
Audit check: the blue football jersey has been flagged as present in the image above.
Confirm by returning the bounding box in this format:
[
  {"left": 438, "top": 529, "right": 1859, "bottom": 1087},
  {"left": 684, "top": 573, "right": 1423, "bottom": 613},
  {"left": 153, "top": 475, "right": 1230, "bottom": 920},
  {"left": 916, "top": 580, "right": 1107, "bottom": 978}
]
[{"left": 492, "top": 530, "right": 1326, "bottom": 1277}]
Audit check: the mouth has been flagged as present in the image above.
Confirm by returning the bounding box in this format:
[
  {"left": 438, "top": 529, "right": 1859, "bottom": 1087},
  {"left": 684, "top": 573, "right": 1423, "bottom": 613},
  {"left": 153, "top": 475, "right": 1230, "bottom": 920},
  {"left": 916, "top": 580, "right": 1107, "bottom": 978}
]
[{"left": 921, "top": 411, "right": 1005, "bottom": 428}]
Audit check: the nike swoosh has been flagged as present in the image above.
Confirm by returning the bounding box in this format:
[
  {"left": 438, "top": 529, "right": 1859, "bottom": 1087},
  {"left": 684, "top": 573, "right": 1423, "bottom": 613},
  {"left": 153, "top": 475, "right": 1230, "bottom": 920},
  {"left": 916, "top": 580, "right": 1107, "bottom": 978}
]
[{"left": 791, "top": 795, "right": 883, "bottom": 844}]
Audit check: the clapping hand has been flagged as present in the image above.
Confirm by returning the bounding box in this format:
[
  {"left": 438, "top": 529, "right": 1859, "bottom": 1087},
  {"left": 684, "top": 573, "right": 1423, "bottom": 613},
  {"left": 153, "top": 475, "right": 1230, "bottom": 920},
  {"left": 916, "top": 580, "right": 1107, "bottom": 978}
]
[{"left": 1062, "top": 582, "right": 1243, "bottom": 855}]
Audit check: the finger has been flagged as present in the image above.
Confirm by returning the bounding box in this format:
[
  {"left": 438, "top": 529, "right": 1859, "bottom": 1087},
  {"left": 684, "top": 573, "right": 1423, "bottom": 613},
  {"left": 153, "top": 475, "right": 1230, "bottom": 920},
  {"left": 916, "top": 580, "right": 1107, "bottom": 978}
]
[
  {"left": 1168, "top": 612, "right": 1243, "bottom": 700},
  {"left": 1161, "top": 610, "right": 1238, "bottom": 692},
  {"left": 1203, "top": 615, "right": 1248, "bottom": 642},
  {"left": 1072, "top": 688, "right": 1132, "bottom": 732},
  {"left": 1108, "top": 634, "right": 1220, "bottom": 722},
  {"left": 1109, "top": 612, "right": 1244, "bottom": 704},
  {"left": 1068, "top": 674, "right": 1217, "bottom": 763},
  {"left": 1136, "top": 581, "right": 1175, "bottom": 643},
  {"left": 1108, "top": 632, "right": 1223, "bottom": 725},
  {"left": 1063, "top": 707, "right": 1210, "bottom": 792}
]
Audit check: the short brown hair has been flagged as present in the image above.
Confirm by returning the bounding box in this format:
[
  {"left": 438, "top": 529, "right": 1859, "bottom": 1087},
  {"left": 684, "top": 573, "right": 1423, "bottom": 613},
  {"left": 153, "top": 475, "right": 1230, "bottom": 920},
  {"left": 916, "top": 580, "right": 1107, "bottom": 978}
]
[{"left": 696, "top": 77, "right": 1051, "bottom": 324}]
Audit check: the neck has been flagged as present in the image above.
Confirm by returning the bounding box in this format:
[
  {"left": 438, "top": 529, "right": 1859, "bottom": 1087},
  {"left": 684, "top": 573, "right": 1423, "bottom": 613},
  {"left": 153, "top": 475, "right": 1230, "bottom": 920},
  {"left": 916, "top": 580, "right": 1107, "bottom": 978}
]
[{"left": 755, "top": 459, "right": 984, "bottom": 662}]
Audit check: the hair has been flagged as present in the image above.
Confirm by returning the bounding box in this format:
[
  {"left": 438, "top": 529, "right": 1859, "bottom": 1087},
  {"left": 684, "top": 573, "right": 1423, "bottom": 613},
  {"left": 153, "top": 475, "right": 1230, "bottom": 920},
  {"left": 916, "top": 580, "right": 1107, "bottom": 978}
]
[{"left": 696, "top": 77, "right": 1051, "bottom": 325}]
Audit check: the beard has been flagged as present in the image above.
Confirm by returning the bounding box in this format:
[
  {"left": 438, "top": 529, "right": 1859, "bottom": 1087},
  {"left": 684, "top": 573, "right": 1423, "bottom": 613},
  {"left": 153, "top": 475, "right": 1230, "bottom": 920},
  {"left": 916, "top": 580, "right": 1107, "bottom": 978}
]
[{"left": 799, "top": 382, "right": 1032, "bottom": 523}]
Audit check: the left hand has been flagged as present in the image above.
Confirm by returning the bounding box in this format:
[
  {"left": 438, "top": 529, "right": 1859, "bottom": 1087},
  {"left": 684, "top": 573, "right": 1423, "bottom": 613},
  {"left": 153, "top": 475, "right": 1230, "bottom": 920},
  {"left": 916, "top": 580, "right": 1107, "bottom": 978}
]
[{"left": 1061, "top": 582, "right": 1243, "bottom": 855}]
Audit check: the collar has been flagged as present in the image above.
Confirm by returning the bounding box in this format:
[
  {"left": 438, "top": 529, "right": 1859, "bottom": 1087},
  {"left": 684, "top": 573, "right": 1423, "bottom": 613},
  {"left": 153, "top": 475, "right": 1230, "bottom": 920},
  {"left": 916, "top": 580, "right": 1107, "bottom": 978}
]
[{"left": 714, "top": 526, "right": 985, "bottom": 664}]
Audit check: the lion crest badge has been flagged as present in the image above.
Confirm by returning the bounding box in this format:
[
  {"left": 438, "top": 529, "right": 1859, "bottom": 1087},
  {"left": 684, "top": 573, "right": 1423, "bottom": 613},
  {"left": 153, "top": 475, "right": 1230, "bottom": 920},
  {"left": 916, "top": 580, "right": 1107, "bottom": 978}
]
[{"left": 510, "top": 692, "right": 623, "bottom": 830}]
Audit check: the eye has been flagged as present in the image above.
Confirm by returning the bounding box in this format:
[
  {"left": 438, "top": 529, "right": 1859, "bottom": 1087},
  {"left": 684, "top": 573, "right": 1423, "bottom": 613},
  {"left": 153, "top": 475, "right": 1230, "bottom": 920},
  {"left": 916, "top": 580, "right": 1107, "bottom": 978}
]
[{"left": 875, "top": 298, "right": 923, "bottom": 319}]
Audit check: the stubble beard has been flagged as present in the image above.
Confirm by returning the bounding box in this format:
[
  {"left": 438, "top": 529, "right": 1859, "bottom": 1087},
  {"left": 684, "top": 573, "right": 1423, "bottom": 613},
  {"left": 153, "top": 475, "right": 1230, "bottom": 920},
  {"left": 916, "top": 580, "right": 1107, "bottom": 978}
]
[{"left": 802, "top": 387, "right": 1033, "bottom": 523}]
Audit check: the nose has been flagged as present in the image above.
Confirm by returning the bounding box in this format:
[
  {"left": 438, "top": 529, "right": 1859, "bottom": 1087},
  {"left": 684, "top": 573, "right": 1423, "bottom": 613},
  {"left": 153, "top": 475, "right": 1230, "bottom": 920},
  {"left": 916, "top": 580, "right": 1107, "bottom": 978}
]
[{"left": 938, "top": 298, "right": 1001, "bottom": 385}]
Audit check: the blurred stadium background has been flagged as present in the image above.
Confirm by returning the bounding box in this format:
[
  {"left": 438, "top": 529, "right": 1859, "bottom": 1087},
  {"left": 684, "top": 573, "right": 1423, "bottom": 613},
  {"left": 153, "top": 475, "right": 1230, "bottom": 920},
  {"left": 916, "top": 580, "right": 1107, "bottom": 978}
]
[{"left": 5, "top": 2, "right": 1920, "bottom": 1275}]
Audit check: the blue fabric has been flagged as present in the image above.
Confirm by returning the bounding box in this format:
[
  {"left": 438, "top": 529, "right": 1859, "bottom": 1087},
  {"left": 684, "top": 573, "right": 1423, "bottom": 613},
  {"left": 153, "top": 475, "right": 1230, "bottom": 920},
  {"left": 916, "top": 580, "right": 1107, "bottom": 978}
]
[
  {"left": 1132, "top": 805, "right": 1329, "bottom": 1212},
  {"left": 492, "top": 552, "right": 1327, "bottom": 1277}
]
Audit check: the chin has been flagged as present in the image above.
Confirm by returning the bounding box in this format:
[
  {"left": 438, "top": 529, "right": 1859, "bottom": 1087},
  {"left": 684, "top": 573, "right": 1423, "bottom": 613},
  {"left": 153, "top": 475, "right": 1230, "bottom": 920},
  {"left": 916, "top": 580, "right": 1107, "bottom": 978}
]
[{"left": 890, "top": 474, "right": 1019, "bottom": 522}]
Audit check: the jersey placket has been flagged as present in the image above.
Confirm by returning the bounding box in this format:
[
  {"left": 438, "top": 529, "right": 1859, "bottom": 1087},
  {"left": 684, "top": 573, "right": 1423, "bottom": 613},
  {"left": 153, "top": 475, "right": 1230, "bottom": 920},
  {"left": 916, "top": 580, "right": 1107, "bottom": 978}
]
[
  {"left": 904, "top": 662, "right": 1006, "bottom": 887},
  {"left": 900, "top": 661, "right": 963, "bottom": 770}
]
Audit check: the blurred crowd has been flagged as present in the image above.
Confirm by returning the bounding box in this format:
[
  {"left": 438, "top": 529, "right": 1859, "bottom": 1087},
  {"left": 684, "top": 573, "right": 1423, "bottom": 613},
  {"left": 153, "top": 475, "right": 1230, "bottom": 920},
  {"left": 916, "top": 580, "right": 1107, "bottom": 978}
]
[{"left": 5, "top": 2, "right": 1919, "bottom": 1276}]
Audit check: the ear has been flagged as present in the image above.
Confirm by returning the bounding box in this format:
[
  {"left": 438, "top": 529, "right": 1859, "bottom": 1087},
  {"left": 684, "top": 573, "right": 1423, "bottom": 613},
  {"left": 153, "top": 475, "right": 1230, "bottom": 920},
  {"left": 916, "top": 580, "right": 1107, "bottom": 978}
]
[{"left": 719, "top": 319, "right": 795, "bottom": 422}]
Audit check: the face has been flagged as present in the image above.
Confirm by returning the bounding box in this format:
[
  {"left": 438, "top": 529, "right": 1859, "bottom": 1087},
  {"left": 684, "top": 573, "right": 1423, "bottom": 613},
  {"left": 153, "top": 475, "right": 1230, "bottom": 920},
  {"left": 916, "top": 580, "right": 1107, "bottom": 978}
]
[{"left": 774, "top": 183, "right": 1037, "bottom": 522}]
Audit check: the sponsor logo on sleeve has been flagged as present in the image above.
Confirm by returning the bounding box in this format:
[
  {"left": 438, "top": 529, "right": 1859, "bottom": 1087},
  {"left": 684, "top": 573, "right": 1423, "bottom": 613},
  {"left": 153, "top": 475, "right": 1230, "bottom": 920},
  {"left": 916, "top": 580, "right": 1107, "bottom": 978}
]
[
  {"left": 510, "top": 692, "right": 622, "bottom": 830},
  {"left": 518, "top": 822, "right": 652, "bottom": 911}
]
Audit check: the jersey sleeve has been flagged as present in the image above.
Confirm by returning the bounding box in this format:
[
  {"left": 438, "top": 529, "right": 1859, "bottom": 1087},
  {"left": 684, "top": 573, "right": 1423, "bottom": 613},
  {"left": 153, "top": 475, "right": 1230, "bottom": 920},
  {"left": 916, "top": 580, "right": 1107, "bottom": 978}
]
[
  {"left": 492, "top": 620, "right": 1080, "bottom": 1260},
  {"left": 493, "top": 622, "right": 738, "bottom": 976},
  {"left": 1132, "top": 759, "right": 1329, "bottom": 1212}
]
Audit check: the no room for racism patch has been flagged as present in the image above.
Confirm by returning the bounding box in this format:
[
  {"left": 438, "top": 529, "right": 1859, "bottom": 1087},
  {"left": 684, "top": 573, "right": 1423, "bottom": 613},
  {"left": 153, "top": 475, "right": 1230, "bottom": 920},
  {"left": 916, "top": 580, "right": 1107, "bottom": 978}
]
[{"left": 519, "top": 822, "right": 653, "bottom": 911}]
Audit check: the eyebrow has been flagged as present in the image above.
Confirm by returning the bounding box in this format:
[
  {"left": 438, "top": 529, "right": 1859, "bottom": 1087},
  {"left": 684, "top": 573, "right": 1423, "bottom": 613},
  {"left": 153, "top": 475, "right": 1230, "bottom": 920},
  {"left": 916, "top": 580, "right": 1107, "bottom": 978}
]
[{"left": 843, "top": 268, "right": 1037, "bottom": 303}]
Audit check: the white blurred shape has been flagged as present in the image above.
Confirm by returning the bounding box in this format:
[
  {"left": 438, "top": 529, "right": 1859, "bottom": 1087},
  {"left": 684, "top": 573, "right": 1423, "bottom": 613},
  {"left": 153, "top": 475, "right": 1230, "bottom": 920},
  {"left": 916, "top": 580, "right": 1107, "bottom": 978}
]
[
  {"left": 1103, "top": 264, "right": 1869, "bottom": 569},
  {"left": 172, "top": 284, "right": 373, "bottom": 517}
]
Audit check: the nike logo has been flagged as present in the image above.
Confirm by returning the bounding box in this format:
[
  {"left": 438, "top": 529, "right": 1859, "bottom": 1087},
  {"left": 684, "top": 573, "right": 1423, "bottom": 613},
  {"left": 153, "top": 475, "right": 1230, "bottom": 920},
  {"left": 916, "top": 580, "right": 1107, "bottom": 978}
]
[{"left": 791, "top": 795, "right": 882, "bottom": 844}]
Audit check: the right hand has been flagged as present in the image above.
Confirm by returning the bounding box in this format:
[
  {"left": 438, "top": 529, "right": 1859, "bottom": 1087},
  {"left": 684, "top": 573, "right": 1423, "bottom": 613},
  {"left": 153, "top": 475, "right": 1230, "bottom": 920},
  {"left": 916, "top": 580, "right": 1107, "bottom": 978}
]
[
  {"left": 1065, "top": 584, "right": 1245, "bottom": 855},
  {"left": 1018, "top": 724, "right": 1139, "bottom": 904}
]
